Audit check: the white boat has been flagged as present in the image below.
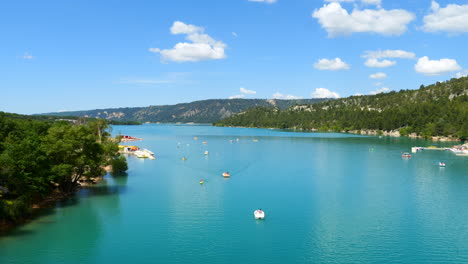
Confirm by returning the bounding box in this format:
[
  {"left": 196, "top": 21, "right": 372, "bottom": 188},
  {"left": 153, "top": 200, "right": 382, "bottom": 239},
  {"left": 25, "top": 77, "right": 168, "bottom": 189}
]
[
  {"left": 204, "top": 151, "right": 209, "bottom": 155},
  {"left": 439, "top": 162, "right": 446, "bottom": 167},
  {"left": 143, "top": 149, "right": 154, "bottom": 155},
  {"left": 142, "top": 149, "right": 156, "bottom": 159},
  {"left": 254, "top": 209, "right": 265, "bottom": 219},
  {"left": 134, "top": 150, "right": 147, "bottom": 158}
]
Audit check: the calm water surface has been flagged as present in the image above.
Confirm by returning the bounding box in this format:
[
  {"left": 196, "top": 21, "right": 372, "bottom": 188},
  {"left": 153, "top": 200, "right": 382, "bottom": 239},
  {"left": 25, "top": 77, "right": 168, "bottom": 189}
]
[{"left": 1, "top": 125, "right": 467, "bottom": 264}]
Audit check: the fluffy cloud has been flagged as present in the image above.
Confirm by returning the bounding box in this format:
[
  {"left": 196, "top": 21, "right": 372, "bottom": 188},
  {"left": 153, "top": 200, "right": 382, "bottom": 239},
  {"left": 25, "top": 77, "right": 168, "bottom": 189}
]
[
  {"left": 229, "top": 94, "right": 245, "bottom": 99},
  {"left": 365, "top": 58, "right": 396, "bottom": 68},
  {"left": 272, "top": 93, "right": 302, "bottom": 99},
  {"left": 312, "top": 3, "right": 415, "bottom": 37},
  {"left": 369, "top": 87, "right": 391, "bottom": 95},
  {"left": 240, "top": 87, "right": 256, "bottom": 95},
  {"left": 311, "top": 88, "right": 340, "bottom": 99},
  {"left": 248, "top": 0, "right": 277, "bottom": 3},
  {"left": 362, "top": 49, "right": 416, "bottom": 59},
  {"left": 314, "top": 58, "right": 350, "bottom": 70},
  {"left": 149, "top": 21, "right": 226, "bottom": 62},
  {"left": 170, "top": 21, "right": 203, "bottom": 35},
  {"left": 369, "top": 72, "right": 387, "bottom": 79},
  {"left": 414, "top": 56, "right": 461, "bottom": 76},
  {"left": 422, "top": 1, "right": 468, "bottom": 33}
]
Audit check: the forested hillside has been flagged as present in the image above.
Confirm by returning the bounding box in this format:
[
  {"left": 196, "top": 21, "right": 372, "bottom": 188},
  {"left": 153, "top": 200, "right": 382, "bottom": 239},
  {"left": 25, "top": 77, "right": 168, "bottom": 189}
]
[
  {"left": 215, "top": 77, "right": 468, "bottom": 140},
  {"left": 0, "top": 112, "right": 126, "bottom": 230},
  {"left": 41, "top": 99, "right": 330, "bottom": 123}
]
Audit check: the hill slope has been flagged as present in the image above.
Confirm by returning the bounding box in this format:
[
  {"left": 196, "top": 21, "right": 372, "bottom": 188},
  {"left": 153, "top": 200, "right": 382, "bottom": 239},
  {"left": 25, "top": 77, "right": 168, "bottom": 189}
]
[
  {"left": 215, "top": 77, "right": 468, "bottom": 139},
  {"left": 41, "top": 99, "right": 329, "bottom": 123}
]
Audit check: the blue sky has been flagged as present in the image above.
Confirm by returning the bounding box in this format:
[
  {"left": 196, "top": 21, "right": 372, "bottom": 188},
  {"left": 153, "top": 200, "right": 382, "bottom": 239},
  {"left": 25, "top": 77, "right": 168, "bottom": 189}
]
[{"left": 1, "top": 0, "right": 467, "bottom": 114}]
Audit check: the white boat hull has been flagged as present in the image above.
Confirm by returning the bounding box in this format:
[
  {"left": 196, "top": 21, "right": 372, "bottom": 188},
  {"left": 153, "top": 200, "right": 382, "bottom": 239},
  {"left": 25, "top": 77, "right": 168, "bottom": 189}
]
[{"left": 254, "top": 210, "right": 265, "bottom": 219}]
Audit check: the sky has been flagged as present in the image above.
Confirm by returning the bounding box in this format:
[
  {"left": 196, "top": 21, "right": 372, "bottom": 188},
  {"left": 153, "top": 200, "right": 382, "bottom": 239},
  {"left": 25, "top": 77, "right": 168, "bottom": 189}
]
[{"left": 1, "top": 0, "right": 468, "bottom": 114}]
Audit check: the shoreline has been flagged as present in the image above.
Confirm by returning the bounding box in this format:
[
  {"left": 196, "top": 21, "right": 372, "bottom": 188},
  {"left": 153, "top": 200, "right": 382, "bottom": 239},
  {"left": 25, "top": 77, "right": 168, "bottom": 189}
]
[
  {"left": 214, "top": 125, "right": 463, "bottom": 142},
  {"left": 0, "top": 167, "right": 111, "bottom": 236}
]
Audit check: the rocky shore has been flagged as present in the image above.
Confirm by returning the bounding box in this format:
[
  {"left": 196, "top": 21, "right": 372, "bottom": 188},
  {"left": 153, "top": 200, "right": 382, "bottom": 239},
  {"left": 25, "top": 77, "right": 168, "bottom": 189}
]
[{"left": 348, "top": 129, "right": 461, "bottom": 142}]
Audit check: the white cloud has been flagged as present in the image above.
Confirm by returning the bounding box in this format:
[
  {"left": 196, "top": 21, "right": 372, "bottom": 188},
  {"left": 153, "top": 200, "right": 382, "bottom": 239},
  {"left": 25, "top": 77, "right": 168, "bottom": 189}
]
[
  {"left": 454, "top": 70, "right": 468, "bottom": 78},
  {"left": 369, "top": 72, "right": 387, "bottom": 79},
  {"left": 362, "top": 0, "right": 381, "bottom": 6},
  {"left": 22, "top": 53, "right": 34, "bottom": 60},
  {"left": 365, "top": 58, "right": 396, "bottom": 68},
  {"left": 240, "top": 87, "right": 256, "bottom": 95},
  {"left": 312, "top": 3, "right": 415, "bottom": 37},
  {"left": 248, "top": 0, "right": 277, "bottom": 3},
  {"left": 229, "top": 94, "right": 245, "bottom": 99},
  {"left": 362, "top": 49, "right": 416, "bottom": 59},
  {"left": 149, "top": 21, "right": 226, "bottom": 62},
  {"left": 369, "top": 87, "right": 391, "bottom": 95},
  {"left": 414, "top": 56, "right": 461, "bottom": 76},
  {"left": 422, "top": 1, "right": 468, "bottom": 33},
  {"left": 272, "top": 93, "right": 302, "bottom": 99},
  {"left": 311, "top": 88, "right": 340, "bottom": 99},
  {"left": 314, "top": 58, "right": 350, "bottom": 70},
  {"left": 170, "top": 21, "right": 203, "bottom": 35}
]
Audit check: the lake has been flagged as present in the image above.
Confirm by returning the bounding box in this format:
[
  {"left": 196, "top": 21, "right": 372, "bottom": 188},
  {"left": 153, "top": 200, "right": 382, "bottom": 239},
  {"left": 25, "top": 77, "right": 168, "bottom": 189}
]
[{"left": 1, "top": 124, "right": 467, "bottom": 264}]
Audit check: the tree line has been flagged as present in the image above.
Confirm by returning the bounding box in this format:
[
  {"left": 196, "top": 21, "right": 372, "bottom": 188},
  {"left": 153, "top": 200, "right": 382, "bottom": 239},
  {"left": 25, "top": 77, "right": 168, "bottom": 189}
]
[
  {"left": 215, "top": 77, "right": 468, "bottom": 140},
  {"left": 0, "top": 113, "right": 127, "bottom": 226}
]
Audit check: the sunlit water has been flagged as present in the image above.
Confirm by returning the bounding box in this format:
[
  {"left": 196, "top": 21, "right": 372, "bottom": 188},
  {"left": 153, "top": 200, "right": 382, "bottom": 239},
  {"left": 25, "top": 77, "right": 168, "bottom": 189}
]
[{"left": 1, "top": 124, "right": 467, "bottom": 264}]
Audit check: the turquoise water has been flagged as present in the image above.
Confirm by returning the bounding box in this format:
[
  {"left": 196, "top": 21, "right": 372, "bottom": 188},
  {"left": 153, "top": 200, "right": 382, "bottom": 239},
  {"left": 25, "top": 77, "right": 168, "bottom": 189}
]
[{"left": 1, "top": 124, "right": 468, "bottom": 264}]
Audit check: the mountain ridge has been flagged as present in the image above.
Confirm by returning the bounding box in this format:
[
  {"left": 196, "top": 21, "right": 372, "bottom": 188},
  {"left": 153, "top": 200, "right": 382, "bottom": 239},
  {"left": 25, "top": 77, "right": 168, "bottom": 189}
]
[{"left": 39, "top": 98, "right": 331, "bottom": 123}]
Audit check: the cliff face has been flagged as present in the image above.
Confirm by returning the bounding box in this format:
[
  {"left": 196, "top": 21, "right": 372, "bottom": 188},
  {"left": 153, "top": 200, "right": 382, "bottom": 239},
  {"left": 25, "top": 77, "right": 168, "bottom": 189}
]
[{"left": 40, "top": 98, "right": 330, "bottom": 123}]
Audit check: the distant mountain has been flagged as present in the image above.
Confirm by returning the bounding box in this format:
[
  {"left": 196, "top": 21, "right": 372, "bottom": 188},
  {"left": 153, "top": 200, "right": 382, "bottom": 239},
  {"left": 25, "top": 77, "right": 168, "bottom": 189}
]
[
  {"left": 40, "top": 99, "right": 331, "bottom": 123},
  {"left": 215, "top": 77, "right": 468, "bottom": 140}
]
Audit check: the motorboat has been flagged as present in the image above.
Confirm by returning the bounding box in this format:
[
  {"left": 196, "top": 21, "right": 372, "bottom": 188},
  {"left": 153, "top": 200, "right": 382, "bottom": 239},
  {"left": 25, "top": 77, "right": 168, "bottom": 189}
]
[
  {"left": 204, "top": 151, "right": 209, "bottom": 155},
  {"left": 142, "top": 149, "right": 156, "bottom": 159},
  {"left": 222, "top": 172, "right": 230, "bottom": 178},
  {"left": 402, "top": 152, "right": 411, "bottom": 158},
  {"left": 439, "top": 162, "right": 446, "bottom": 167},
  {"left": 199, "top": 179, "right": 204, "bottom": 184},
  {"left": 134, "top": 150, "right": 147, "bottom": 158},
  {"left": 254, "top": 209, "right": 265, "bottom": 219}
]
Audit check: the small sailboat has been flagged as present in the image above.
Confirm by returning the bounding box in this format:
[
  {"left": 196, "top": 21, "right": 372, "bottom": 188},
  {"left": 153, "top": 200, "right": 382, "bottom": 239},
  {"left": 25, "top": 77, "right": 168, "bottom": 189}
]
[
  {"left": 254, "top": 209, "right": 265, "bottom": 220},
  {"left": 222, "top": 172, "right": 231, "bottom": 178},
  {"left": 439, "top": 162, "right": 446, "bottom": 167}
]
